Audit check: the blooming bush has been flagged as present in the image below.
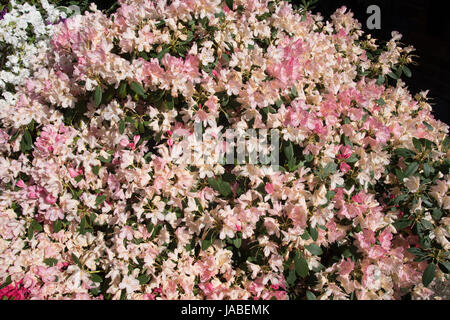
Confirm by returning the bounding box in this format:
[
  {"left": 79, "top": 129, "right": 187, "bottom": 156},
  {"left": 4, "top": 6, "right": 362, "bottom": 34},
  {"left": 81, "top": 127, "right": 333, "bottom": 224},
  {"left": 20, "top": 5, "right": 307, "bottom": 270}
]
[
  {"left": 0, "top": 0, "right": 68, "bottom": 96},
  {"left": 0, "top": 0, "right": 448, "bottom": 300}
]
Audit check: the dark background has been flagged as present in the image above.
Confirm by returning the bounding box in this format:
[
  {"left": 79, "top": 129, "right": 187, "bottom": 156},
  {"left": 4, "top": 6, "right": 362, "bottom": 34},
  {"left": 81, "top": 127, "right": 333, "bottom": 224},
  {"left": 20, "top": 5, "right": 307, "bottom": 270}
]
[
  {"left": 94, "top": 0, "right": 450, "bottom": 125},
  {"left": 294, "top": 0, "right": 450, "bottom": 125}
]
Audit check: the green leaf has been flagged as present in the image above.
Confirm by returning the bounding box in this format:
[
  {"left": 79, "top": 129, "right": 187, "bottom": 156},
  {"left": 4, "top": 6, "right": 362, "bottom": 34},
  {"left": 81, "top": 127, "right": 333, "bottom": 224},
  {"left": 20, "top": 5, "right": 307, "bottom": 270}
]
[
  {"left": 323, "top": 162, "right": 337, "bottom": 177},
  {"left": 92, "top": 165, "right": 100, "bottom": 175},
  {"left": 90, "top": 274, "right": 103, "bottom": 283},
  {"left": 233, "top": 237, "right": 242, "bottom": 249},
  {"left": 291, "top": 86, "right": 298, "bottom": 98},
  {"left": 98, "top": 155, "right": 112, "bottom": 163},
  {"left": 94, "top": 85, "right": 102, "bottom": 106},
  {"left": 53, "top": 219, "right": 63, "bottom": 233},
  {"left": 20, "top": 139, "right": 28, "bottom": 153},
  {"left": 439, "top": 261, "right": 450, "bottom": 273},
  {"left": 146, "top": 222, "right": 154, "bottom": 234},
  {"left": 118, "top": 82, "right": 127, "bottom": 99},
  {"left": 294, "top": 252, "right": 309, "bottom": 278},
  {"left": 27, "top": 219, "right": 42, "bottom": 240},
  {"left": 164, "top": 97, "right": 174, "bottom": 110},
  {"left": 95, "top": 195, "right": 107, "bottom": 206},
  {"left": 218, "top": 180, "right": 232, "bottom": 197},
  {"left": 388, "top": 72, "right": 399, "bottom": 80},
  {"left": 222, "top": 53, "right": 231, "bottom": 62},
  {"left": 284, "top": 142, "right": 294, "bottom": 161},
  {"left": 432, "top": 209, "right": 443, "bottom": 221},
  {"left": 225, "top": 0, "right": 233, "bottom": 10},
  {"left": 413, "top": 138, "right": 422, "bottom": 152},
  {"left": 305, "top": 244, "right": 323, "bottom": 256},
  {"left": 137, "top": 274, "right": 150, "bottom": 285},
  {"left": 79, "top": 216, "right": 87, "bottom": 234},
  {"left": 309, "top": 226, "right": 318, "bottom": 241},
  {"left": 155, "top": 20, "right": 166, "bottom": 28},
  {"left": 130, "top": 81, "right": 146, "bottom": 98},
  {"left": 275, "top": 99, "right": 284, "bottom": 108},
  {"left": 286, "top": 269, "right": 297, "bottom": 286},
  {"left": 157, "top": 44, "right": 171, "bottom": 61},
  {"left": 138, "top": 121, "right": 145, "bottom": 134},
  {"left": 287, "top": 157, "right": 298, "bottom": 172},
  {"left": 44, "top": 258, "right": 58, "bottom": 267},
  {"left": 208, "top": 177, "right": 232, "bottom": 197},
  {"left": 345, "top": 154, "right": 358, "bottom": 164},
  {"left": 393, "top": 193, "right": 409, "bottom": 205},
  {"left": 202, "top": 238, "right": 212, "bottom": 250},
  {"left": 407, "top": 247, "right": 426, "bottom": 257},
  {"left": 306, "top": 290, "right": 316, "bottom": 300},
  {"left": 423, "top": 121, "right": 433, "bottom": 131},
  {"left": 404, "top": 162, "right": 419, "bottom": 178},
  {"left": 301, "top": 231, "right": 310, "bottom": 240},
  {"left": 71, "top": 253, "right": 82, "bottom": 269},
  {"left": 402, "top": 65, "right": 412, "bottom": 78},
  {"left": 20, "top": 129, "right": 33, "bottom": 153},
  {"left": 393, "top": 218, "right": 411, "bottom": 230},
  {"left": 0, "top": 276, "right": 11, "bottom": 289},
  {"left": 394, "top": 148, "right": 415, "bottom": 158},
  {"left": 23, "top": 129, "right": 32, "bottom": 146},
  {"left": 376, "top": 75, "right": 385, "bottom": 85},
  {"left": 423, "top": 163, "right": 433, "bottom": 177},
  {"left": 422, "top": 262, "right": 435, "bottom": 287},
  {"left": 343, "top": 135, "right": 353, "bottom": 147},
  {"left": 119, "top": 120, "right": 126, "bottom": 134},
  {"left": 375, "top": 98, "right": 386, "bottom": 105},
  {"left": 419, "top": 219, "right": 433, "bottom": 230}
]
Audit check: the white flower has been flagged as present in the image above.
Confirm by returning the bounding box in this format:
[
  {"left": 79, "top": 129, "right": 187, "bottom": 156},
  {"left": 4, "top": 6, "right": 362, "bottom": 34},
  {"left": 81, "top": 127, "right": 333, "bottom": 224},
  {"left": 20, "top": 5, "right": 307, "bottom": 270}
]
[
  {"left": 118, "top": 275, "right": 140, "bottom": 294},
  {"left": 404, "top": 176, "right": 420, "bottom": 193}
]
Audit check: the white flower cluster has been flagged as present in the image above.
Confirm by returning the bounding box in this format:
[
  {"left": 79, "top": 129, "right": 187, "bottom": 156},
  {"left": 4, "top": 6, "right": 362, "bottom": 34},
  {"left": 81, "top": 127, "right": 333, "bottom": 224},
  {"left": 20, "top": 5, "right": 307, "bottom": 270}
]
[{"left": 0, "top": 0, "right": 66, "bottom": 95}]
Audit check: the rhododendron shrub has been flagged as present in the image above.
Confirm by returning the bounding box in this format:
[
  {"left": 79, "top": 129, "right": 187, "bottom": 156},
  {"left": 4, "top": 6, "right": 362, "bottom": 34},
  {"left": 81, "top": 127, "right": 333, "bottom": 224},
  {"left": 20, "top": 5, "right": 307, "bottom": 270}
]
[
  {"left": 0, "top": 0, "right": 449, "bottom": 300},
  {"left": 0, "top": 1, "right": 67, "bottom": 95}
]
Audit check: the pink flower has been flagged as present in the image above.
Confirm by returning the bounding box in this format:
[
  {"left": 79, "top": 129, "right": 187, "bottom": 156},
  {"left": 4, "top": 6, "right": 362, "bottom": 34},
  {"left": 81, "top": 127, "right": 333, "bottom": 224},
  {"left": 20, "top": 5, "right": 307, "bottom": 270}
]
[
  {"left": 68, "top": 167, "right": 80, "bottom": 178},
  {"left": 352, "top": 191, "right": 365, "bottom": 204},
  {"left": 0, "top": 280, "right": 30, "bottom": 300},
  {"left": 231, "top": 181, "right": 239, "bottom": 195},
  {"left": 265, "top": 183, "right": 274, "bottom": 194},
  {"left": 337, "top": 145, "right": 353, "bottom": 160},
  {"left": 339, "top": 162, "right": 351, "bottom": 173},
  {"left": 16, "top": 179, "right": 26, "bottom": 188},
  {"left": 154, "top": 287, "right": 162, "bottom": 294},
  {"left": 355, "top": 229, "right": 376, "bottom": 249},
  {"left": 367, "top": 245, "right": 386, "bottom": 259},
  {"left": 45, "top": 207, "right": 64, "bottom": 221},
  {"left": 28, "top": 191, "right": 38, "bottom": 199},
  {"left": 45, "top": 194, "right": 57, "bottom": 204},
  {"left": 120, "top": 138, "right": 129, "bottom": 147},
  {"left": 338, "top": 258, "right": 355, "bottom": 276},
  {"left": 378, "top": 229, "right": 393, "bottom": 250},
  {"left": 146, "top": 293, "right": 156, "bottom": 300}
]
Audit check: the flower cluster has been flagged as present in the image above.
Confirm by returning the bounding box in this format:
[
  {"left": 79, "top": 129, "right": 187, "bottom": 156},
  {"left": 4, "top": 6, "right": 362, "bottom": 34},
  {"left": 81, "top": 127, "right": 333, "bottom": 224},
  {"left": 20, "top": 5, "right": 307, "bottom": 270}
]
[
  {"left": 0, "top": 0, "right": 448, "bottom": 300},
  {"left": 0, "top": 0, "right": 66, "bottom": 99},
  {"left": 0, "top": 278, "right": 31, "bottom": 300}
]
